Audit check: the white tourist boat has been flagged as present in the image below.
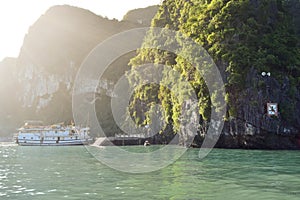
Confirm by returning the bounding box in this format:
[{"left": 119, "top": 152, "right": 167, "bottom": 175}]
[{"left": 14, "top": 121, "right": 92, "bottom": 146}]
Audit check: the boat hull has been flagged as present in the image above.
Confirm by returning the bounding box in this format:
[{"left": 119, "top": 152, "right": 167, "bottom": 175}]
[
  {"left": 17, "top": 141, "right": 89, "bottom": 146},
  {"left": 16, "top": 138, "right": 93, "bottom": 146}
]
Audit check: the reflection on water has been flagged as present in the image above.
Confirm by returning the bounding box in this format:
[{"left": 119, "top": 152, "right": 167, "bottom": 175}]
[{"left": 0, "top": 144, "right": 299, "bottom": 200}]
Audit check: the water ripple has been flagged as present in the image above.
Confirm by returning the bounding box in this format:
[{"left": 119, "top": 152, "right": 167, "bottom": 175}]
[{"left": 0, "top": 146, "right": 299, "bottom": 200}]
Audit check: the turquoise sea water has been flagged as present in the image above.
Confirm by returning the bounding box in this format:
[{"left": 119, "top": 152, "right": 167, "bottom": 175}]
[{"left": 0, "top": 143, "right": 299, "bottom": 200}]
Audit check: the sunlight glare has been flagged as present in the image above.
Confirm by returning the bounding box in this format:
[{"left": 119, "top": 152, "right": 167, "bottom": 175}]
[{"left": 0, "top": 0, "right": 161, "bottom": 61}]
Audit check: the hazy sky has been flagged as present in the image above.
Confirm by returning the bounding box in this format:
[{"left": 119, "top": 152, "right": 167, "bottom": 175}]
[{"left": 0, "top": 0, "right": 161, "bottom": 61}]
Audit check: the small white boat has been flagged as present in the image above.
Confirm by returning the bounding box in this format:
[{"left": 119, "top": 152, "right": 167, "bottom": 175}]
[
  {"left": 14, "top": 121, "right": 92, "bottom": 146},
  {"left": 144, "top": 140, "right": 150, "bottom": 146}
]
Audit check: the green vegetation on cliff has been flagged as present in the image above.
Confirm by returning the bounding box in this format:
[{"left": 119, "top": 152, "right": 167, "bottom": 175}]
[{"left": 128, "top": 0, "right": 300, "bottom": 135}]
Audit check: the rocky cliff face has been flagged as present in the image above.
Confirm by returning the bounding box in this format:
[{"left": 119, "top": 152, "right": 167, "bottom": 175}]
[
  {"left": 127, "top": 0, "right": 300, "bottom": 149},
  {"left": 0, "top": 57, "right": 19, "bottom": 134},
  {"left": 0, "top": 5, "right": 158, "bottom": 135},
  {"left": 213, "top": 68, "right": 300, "bottom": 149},
  {"left": 16, "top": 5, "right": 152, "bottom": 109},
  {"left": 198, "top": 0, "right": 300, "bottom": 149}
]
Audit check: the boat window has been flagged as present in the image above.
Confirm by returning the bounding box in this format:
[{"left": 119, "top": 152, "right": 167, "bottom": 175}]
[
  {"left": 23, "top": 137, "right": 25, "bottom": 139},
  {"left": 31, "top": 137, "right": 33, "bottom": 139},
  {"left": 55, "top": 131, "right": 57, "bottom": 133}
]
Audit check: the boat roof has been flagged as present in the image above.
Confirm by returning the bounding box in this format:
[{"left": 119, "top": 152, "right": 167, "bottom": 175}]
[{"left": 24, "top": 120, "right": 44, "bottom": 126}]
